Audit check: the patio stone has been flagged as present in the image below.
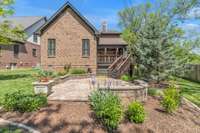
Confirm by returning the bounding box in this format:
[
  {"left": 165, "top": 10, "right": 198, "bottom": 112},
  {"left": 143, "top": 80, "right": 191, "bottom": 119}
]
[{"left": 48, "top": 77, "right": 147, "bottom": 102}]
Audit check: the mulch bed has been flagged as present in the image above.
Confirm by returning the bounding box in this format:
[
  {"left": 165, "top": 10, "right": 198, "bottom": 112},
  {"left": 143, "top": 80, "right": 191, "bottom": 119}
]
[{"left": 0, "top": 97, "right": 199, "bottom": 133}]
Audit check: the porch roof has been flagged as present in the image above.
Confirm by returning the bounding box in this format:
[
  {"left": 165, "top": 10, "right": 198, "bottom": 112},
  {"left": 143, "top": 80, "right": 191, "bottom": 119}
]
[{"left": 99, "top": 37, "right": 127, "bottom": 45}]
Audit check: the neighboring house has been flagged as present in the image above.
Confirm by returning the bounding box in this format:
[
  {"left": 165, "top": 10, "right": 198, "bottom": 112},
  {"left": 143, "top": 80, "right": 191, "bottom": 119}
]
[
  {"left": 37, "top": 2, "right": 129, "bottom": 74},
  {"left": 0, "top": 16, "right": 46, "bottom": 69}
]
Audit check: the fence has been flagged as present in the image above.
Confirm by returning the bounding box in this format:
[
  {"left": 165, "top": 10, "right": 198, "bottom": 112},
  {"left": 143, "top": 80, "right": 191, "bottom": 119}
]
[{"left": 183, "top": 64, "right": 200, "bottom": 83}]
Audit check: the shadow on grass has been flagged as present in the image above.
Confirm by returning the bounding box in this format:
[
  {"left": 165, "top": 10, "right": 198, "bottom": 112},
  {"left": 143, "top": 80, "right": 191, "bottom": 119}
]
[{"left": 0, "top": 74, "right": 32, "bottom": 80}]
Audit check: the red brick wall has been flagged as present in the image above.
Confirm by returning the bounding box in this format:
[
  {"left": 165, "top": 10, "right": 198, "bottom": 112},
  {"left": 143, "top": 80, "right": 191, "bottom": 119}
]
[
  {"left": 0, "top": 41, "right": 40, "bottom": 69},
  {"left": 40, "top": 8, "right": 97, "bottom": 73}
]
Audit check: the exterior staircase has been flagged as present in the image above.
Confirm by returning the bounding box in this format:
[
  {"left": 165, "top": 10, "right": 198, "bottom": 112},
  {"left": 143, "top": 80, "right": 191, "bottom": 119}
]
[{"left": 108, "top": 54, "right": 131, "bottom": 78}]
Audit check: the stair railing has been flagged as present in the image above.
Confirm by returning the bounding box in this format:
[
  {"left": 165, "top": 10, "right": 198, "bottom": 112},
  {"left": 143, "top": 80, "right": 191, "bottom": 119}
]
[
  {"left": 108, "top": 55, "right": 123, "bottom": 74},
  {"left": 108, "top": 54, "right": 131, "bottom": 78}
]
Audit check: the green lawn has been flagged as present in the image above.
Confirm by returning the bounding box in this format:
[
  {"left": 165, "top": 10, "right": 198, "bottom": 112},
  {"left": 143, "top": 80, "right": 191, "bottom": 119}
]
[
  {"left": 0, "top": 69, "right": 37, "bottom": 100},
  {"left": 174, "top": 78, "right": 200, "bottom": 107},
  {"left": 0, "top": 125, "right": 25, "bottom": 133}
]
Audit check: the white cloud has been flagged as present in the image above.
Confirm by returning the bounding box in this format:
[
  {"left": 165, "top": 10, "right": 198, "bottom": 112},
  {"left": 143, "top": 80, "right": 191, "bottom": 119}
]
[
  {"left": 186, "top": 7, "right": 200, "bottom": 19},
  {"left": 180, "top": 23, "right": 200, "bottom": 39},
  {"left": 182, "top": 23, "right": 200, "bottom": 31}
]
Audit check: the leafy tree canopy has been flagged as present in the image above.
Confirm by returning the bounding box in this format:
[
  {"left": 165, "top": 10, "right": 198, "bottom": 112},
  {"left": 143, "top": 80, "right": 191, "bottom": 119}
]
[
  {"left": 0, "top": 0, "right": 25, "bottom": 45},
  {"left": 119, "top": 0, "right": 200, "bottom": 82}
]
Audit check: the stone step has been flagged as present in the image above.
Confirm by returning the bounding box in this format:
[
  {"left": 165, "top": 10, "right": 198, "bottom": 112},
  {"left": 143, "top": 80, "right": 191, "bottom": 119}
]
[{"left": 97, "top": 69, "right": 108, "bottom": 76}]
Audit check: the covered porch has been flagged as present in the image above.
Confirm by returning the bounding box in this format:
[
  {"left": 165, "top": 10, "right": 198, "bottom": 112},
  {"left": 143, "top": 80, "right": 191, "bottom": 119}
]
[{"left": 97, "top": 45, "right": 127, "bottom": 68}]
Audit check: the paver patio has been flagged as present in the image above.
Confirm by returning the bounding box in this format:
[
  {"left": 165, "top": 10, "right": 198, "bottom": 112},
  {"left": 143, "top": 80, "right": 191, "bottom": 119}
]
[
  {"left": 48, "top": 77, "right": 143, "bottom": 101},
  {"left": 48, "top": 78, "right": 92, "bottom": 101}
]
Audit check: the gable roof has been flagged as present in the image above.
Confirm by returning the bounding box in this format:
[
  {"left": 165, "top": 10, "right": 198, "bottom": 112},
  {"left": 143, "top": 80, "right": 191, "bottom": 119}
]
[
  {"left": 37, "top": 2, "right": 99, "bottom": 35},
  {"left": 0, "top": 16, "right": 45, "bottom": 31}
]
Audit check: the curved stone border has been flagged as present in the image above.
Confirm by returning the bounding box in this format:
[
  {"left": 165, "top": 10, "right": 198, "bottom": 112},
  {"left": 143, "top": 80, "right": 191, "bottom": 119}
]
[
  {"left": 182, "top": 98, "right": 200, "bottom": 112},
  {"left": 0, "top": 118, "right": 40, "bottom": 133}
]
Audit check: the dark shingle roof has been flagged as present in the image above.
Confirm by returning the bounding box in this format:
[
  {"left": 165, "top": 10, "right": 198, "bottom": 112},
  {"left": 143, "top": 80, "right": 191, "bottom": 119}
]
[
  {"left": 0, "top": 16, "right": 45, "bottom": 30},
  {"left": 100, "top": 30, "right": 121, "bottom": 34}
]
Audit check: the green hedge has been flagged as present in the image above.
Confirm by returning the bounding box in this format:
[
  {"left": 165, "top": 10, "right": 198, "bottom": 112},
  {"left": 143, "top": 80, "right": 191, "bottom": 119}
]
[{"left": 70, "top": 68, "right": 87, "bottom": 75}]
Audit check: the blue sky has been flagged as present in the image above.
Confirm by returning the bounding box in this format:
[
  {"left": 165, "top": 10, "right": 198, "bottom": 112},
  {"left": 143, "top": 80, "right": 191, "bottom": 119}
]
[{"left": 13, "top": 0, "right": 200, "bottom": 33}]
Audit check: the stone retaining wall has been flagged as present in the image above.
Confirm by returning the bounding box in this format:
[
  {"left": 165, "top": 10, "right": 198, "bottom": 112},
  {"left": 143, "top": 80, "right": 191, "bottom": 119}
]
[
  {"left": 54, "top": 74, "right": 94, "bottom": 85},
  {"left": 99, "top": 87, "right": 148, "bottom": 105},
  {"left": 33, "top": 74, "right": 148, "bottom": 103}
]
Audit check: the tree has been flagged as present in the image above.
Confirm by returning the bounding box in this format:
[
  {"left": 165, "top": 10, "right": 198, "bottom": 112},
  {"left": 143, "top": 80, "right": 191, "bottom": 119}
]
[
  {"left": 174, "top": 39, "right": 200, "bottom": 64},
  {"left": 119, "top": 0, "right": 200, "bottom": 82},
  {"left": 0, "top": 0, "right": 25, "bottom": 45}
]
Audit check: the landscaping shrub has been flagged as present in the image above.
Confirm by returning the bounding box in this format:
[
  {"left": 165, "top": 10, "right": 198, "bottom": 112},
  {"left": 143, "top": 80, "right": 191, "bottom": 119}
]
[
  {"left": 70, "top": 68, "right": 86, "bottom": 75},
  {"left": 57, "top": 71, "right": 66, "bottom": 76},
  {"left": 161, "top": 96, "right": 177, "bottom": 113},
  {"left": 64, "top": 63, "right": 71, "bottom": 73},
  {"left": 161, "top": 84, "right": 181, "bottom": 113},
  {"left": 120, "top": 74, "right": 131, "bottom": 82},
  {"left": 0, "top": 126, "right": 24, "bottom": 133},
  {"left": 127, "top": 101, "right": 145, "bottom": 123},
  {"left": 89, "top": 90, "right": 123, "bottom": 131},
  {"left": 58, "top": 63, "right": 72, "bottom": 76},
  {"left": 36, "top": 69, "right": 57, "bottom": 82},
  {"left": 148, "top": 88, "right": 158, "bottom": 96},
  {"left": 2, "top": 91, "right": 47, "bottom": 113}
]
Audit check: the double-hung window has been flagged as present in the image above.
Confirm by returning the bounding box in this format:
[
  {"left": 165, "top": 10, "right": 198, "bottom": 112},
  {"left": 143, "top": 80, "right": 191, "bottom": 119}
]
[
  {"left": 13, "top": 45, "right": 19, "bottom": 57},
  {"left": 32, "top": 49, "right": 37, "bottom": 57},
  {"left": 33, "top": 34, "right": 38, "bottom": 43},
  {"left": 48, "top": 39, "right": 56, "bottom": 57},
  {"left": 82, "top": 39, "right": 90, "bottom": 57}
]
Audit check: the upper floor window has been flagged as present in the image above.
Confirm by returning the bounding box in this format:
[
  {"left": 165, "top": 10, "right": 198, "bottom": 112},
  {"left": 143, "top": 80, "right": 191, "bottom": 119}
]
[
  {"left": 33, "top": 34, "right": 38, "bottom": 43},
  {"left": 32, "top": 49, "right": 37, "bottom": 57},
  {"left": 82, "top": 39, "right": 90, "bottom": 57},
  {"left": 48, "top": 39, "right": 56, "bottom": 57},
  {"left": 13, "top": 45, "right": 19, "bottom": 57}
]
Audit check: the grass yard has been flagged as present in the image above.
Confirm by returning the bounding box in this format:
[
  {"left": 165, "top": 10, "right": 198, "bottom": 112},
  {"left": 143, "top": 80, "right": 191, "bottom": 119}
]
[
  {"left": 0, "top": 125, "right": 27, "bottom": 133},
  {"left": 174, "top": 78, "right": 200, "bottom": 107},
  {"left": 0, "top": 69, "right": 37, "bottom": 100}
]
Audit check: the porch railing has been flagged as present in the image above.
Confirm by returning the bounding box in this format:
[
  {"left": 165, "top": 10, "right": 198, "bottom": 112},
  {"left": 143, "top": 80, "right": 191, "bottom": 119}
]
[{"left": 97, "top": 55, "right": 120, "bottom": 64}]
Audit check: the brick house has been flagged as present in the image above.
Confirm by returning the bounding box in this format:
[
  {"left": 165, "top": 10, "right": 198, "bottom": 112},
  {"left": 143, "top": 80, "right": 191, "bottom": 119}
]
[
  {"left": 0, "top": 16, "right": 46, "bottom": 69},
  {"left": 37, "top": 2, "right": 130, "bottom": 75}
]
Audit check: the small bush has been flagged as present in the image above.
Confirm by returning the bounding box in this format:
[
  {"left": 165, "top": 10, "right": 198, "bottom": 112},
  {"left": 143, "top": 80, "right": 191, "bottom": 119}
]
[
  {"left": 120, "top": 74, "right": 131, "bottom": 82},
  {"left": 57, "top": 71, "right": 66, "bottom": 76},
  {"left": 36, "top": 69, "right": 57, "bottom": 82},
  {"left": 148, "top": 88, "right": 158, "bottom": 96},
  {"left": 63, "top": 63, "right": 71, "bottom": 74},
  {"left": 57, "top": 71, "right": 68, "bottom": 76},
  {"left": 161, "top": 85, "right": 180, "bottom": 113},
  {"left": 70, "top": 68, "right": 86, "bottom": 75},
  {"left": 161, "top": 96, "right": 177, "bottom": 113},
  {"left": 2, "top": 91, "right": 47, "bottom": 113},
  {"left": 127, "top": 101, "right": 145, "bottom": 123},
  {"left": 89, "top": 90, "right": 123, "bottom": 131}
]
